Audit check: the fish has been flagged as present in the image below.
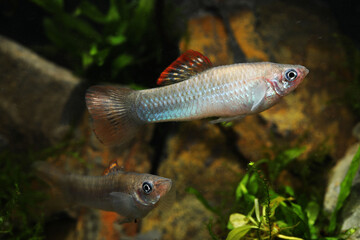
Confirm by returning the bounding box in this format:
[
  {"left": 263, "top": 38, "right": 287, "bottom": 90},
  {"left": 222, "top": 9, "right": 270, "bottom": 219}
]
[
  {"left": 34, "top": 160, "right": 173, "bottom": 223},
  {"left": 86, "top": 50, "right": 309, "bottom": 145}
]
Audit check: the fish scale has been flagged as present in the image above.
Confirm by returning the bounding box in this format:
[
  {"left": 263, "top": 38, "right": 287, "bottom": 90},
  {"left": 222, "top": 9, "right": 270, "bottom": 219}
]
[{"left": 135, "top": 63, "right": 268, "bottom": 122}]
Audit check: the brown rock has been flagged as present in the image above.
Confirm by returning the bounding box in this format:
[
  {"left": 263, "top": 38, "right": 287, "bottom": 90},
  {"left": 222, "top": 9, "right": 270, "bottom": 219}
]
[
  {"left": 179, "top": 2, "right": 356, "bottom": 162},
  {"left": 0, "top": 35, "right": 82, "bottom": 149},
  {"left": 142, "top": 195, "right": 215, "bottom": 240},
  {"left": 179, "top": 14, "right": 233, "bottom": 65},
  {"left": 158, "top": 121, "right": 243, "bottom": 201},
  {"left": 229, "top": 10, "right": 269, "bottom": 62},
  {"left": 254, "top": 1, "right": 356, "bottom": 159}
]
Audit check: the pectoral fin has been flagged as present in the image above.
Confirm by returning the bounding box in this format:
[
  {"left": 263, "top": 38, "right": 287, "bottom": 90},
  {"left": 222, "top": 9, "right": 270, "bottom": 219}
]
[
  {"left": 109, "top": 192, "right": 135, "bottom": 219},
  {"left": 250, "top": 81, "right": 267, "bottom": 112}
]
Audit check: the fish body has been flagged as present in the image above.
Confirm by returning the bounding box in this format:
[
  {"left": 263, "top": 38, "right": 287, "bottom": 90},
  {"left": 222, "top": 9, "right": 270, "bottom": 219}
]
[
  {"left": 34, "top": 161, "right": 172, "bottom": 223},
  {"left": 136, "top": 63, "right": 295, "bottom": 122},
  {"left": 86, "top": 50, "right": 309, "bottom": 145}
]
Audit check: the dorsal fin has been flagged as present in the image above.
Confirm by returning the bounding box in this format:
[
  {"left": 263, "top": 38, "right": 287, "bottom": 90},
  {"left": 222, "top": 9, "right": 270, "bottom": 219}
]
[
  {"left": 157, "top": 50, "right": 213, "bottom": 85},
  {"left": 103, "top": 159, "right": 123, "bottom": 176}
]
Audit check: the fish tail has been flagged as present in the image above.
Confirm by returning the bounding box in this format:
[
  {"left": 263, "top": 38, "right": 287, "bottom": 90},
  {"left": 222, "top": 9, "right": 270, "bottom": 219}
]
[
  {"left": 85, "top": 85, "right": 143, "bottom": 145},
  {"left": 33, "top": 161, "right": 67, "bottom": 192}
]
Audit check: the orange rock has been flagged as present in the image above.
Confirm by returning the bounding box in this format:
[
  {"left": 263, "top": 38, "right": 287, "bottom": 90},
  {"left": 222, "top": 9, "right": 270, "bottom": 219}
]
[
  {"left": 179, "top": 14, "right": 233, "bottom": 65},
  {"left": 229, "top": 10, "right": 269, "bottom": 61},
  {"left": 99, "top": 211, "right": 121, "bottom": 240}
]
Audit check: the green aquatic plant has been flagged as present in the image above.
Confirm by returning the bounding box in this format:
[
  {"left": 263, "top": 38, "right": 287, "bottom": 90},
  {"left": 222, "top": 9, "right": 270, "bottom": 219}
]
[
  {"left": 0, "top": 150, "right": 45, "bottom": 239},
  {"left": 0, "top": 139, "right": 85, "bottom": 239},
  {"left": 190, "top": 146, "right": 359, "bottom": 239},
  {"left": 30, "top": 0, "right": 180, "bottom": 83},
  {"left": 227, "top": 161, "right": 316, "bottom": 240}
]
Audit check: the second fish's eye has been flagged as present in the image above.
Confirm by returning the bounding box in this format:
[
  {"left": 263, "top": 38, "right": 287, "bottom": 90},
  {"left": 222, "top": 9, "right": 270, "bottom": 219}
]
[
  {"left": 142, "top": 182, "right": 153, "bottom": 194},
  {"left": 285, "top": 69, "right": 298, "bottom": 81}
]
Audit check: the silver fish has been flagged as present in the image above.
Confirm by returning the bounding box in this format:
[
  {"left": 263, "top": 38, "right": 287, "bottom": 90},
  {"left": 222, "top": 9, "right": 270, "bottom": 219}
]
[
  {"left": 34, "top": 160, "right": 172, "bottom": 223},
  {"left": 86, "top": 50, "right": 309, "bottom": 145}
]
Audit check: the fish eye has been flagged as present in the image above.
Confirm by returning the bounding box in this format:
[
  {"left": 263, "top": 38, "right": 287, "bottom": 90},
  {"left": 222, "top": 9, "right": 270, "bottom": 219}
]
[
  {"left": 285, "top": 69, "right": 298, "bottom": 81},
  {"left": 142, "top": 182, "right": 153, "bottom": 194}
]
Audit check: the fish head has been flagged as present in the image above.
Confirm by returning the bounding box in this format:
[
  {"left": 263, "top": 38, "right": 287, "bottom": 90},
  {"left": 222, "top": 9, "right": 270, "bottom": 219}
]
[
  {"left": 133, "top": 174, "right": 172, "bottom": 207},
  {"left": 266, "top": 63, "right": 309, "bottom": 96}
]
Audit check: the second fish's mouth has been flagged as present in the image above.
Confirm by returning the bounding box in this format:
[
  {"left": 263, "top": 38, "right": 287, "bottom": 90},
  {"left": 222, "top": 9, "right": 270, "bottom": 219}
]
[{"left": 155, "top": 178, "right": 172, "bottom": 196}]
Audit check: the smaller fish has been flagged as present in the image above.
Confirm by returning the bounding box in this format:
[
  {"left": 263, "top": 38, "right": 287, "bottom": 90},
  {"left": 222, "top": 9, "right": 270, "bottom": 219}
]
[{"left": 34, "top": 160, "right": 172, "bottom": 223}]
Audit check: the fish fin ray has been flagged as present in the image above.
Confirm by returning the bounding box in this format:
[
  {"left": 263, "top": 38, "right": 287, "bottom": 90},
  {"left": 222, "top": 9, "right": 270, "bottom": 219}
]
[
  {"left": 250, "top": 81, "right": 267, "bottom": 112},
  {"left": 103, "top": 159, "right": 124, "bottom": 176},
  {"left": 157, "top": 50, "right": 213, "bottom": 85},
  {"left": 209, "top": 115, "right": 245, "bottom": 124},
  {"left": 86, "top": 86, "right": 143, "bottom": 146}
]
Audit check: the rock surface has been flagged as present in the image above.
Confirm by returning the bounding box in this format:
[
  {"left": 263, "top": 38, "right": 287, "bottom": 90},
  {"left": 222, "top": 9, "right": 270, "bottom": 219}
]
[
  {"left": 142, "top": 195, "right": 215, "bottom": 240},
  {"left": 0, "top": 35, "right": 84, "bottom": 149},
  {"left": 180, "top": 1, "right": 356, "bottom": 161}
]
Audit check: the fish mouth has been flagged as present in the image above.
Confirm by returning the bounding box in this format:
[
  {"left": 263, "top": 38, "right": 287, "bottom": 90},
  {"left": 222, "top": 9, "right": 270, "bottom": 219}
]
[
  {"left": 155, "top": 178, "right": 172, "bottom": 196},
  {"left": 300, "top": 66, "right": 309, "bottom": 76}
]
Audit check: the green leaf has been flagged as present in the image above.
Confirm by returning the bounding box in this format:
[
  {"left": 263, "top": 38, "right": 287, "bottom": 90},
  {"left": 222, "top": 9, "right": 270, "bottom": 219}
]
[
  {"left": 89, "top": 44, "right": 98, "bottom": 56},
  {"left": 112, "top": 54, "right": 133, "bottom": 76},
  {"left": 289, "top": 203, "right": 311, "bottom": 239},
  {"left": 43, "top": 18, "right": 87, "bottom": 52},
  {"left": 236, "top": 174, "right": 249, "bottom": 201},
  {"left": 269, "top": 196, "right": 292, "bottom": 218},
  {"left": 305, "top": 201, "right": 319, "bottom": 226},
  {"left": 328, "top": 145, "right": 360, "bottom": 233},
  {"left": 226, "top": 225, "right": 256, "bottom": 240},
  {"left": 78, "top": 1, "right": 108, "bottom": 24},
  {"left": 207, "top": 220, "right": 221, "bottom": 240},
  {"left": 94, "top": 48, "right": 110, "bottom": 66},
  {"left": 247, "top": 174, "right": 259, "bottom": 195},
  {"left": 128, "top": 83, "right": 146, "bottom": 90},
  {"left": 107, "top": 35, "right": 126, "bottom": 46},
  {"left": 284, "top": 186, "right": 295, "bottom": 197},
  {"left": 31, "top": 0, "right": 63, "bottom": 13},
  {"left": 277, "top": 203, "right": 311, "bottom": 239},
  {"left": 82, "top": 53, "right": 94, "bottom": 68},
  {"left": 54, "top": 13, "right": 101, "bottom": 42},
  {"left": 127, "top": 0, "right": 155, "bottom": 42},
  {"left": 269, "top": 147, "right": 306, "bottom": 182},
  {"left": 106, "top": 0, "right": 120, "bottom": 22},
  {"left": 227, "top": 213, "right": 249, "bottom": 230}
]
